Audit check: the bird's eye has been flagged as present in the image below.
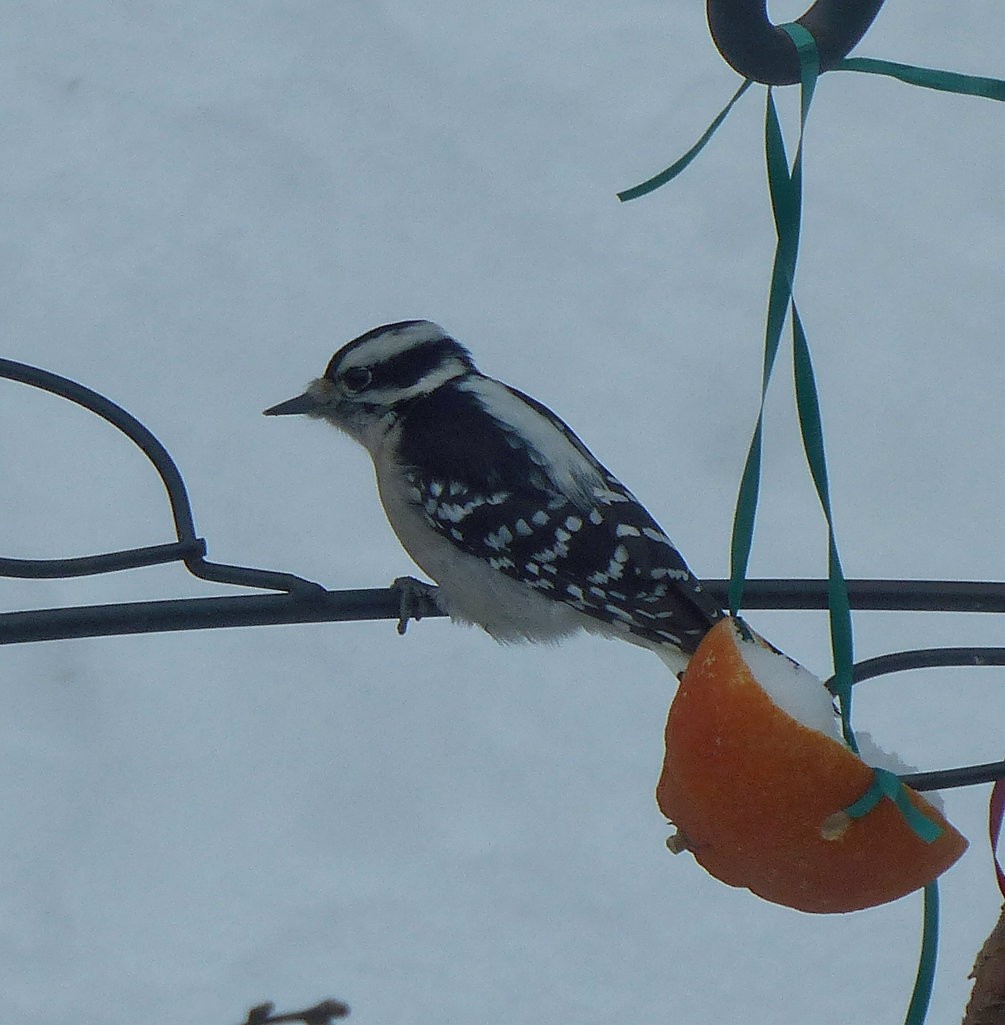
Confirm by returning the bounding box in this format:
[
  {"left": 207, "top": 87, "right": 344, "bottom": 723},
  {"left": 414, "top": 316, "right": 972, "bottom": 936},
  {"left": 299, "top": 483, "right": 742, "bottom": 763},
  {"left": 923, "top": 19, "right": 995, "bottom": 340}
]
[{"left": 342, "top": 367, "right": 372, "bottom": 392}]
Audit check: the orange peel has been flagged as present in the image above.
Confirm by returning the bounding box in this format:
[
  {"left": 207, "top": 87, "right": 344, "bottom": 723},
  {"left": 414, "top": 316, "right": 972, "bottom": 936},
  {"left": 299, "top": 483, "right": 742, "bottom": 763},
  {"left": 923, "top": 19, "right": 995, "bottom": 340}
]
[{"left": 656, "top": 618, "right": 968, "bottom": 913}]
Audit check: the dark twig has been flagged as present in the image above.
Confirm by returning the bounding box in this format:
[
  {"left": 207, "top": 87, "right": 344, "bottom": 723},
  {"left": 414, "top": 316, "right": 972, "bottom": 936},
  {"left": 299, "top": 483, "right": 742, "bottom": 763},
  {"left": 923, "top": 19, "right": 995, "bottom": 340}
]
[
  {"left": 963, "top": 905, "right": 1005, "bottom": 1025},
  {"left": 241, "top": 998, "right": 349, "bottom": 1025}
]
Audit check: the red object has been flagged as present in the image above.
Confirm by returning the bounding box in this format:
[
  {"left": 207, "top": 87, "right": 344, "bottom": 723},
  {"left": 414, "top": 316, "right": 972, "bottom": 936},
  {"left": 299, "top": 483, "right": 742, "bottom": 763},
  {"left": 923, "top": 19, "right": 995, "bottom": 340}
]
[{"left": 991, "top": 779, "right": 1005, "bottom": 900}]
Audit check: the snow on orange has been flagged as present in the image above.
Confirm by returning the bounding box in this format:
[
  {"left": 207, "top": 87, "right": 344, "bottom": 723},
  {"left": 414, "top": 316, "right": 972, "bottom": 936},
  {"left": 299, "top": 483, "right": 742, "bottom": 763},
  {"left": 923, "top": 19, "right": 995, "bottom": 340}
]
[{"left": 656, "top": 618, "right": 968, "bottom": 913}]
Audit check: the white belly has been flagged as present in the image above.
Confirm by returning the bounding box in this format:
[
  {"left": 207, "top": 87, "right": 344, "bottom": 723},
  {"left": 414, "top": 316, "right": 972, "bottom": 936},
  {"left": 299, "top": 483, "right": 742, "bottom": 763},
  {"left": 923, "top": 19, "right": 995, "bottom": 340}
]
[{"left": 375, "top": 462, "right": 587, "bottom": 644}]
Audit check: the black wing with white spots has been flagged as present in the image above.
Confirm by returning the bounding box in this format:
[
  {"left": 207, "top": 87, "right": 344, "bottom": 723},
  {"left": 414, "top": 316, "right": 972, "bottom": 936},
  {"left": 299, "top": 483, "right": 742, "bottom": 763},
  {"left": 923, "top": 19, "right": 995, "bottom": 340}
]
[{"left": 395, "top": 377, "right": 723, "bottom": 656}]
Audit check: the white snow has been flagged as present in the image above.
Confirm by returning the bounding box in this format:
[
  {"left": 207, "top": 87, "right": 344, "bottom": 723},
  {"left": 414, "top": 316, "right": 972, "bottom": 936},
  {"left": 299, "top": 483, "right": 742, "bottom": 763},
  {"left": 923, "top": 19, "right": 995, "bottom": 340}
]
[
  {"left": 737, "top": 625, "right": 843, "bottom": 742},
  {"left": 1, "top": 3, "right": 1004, "bottom": 1024}
]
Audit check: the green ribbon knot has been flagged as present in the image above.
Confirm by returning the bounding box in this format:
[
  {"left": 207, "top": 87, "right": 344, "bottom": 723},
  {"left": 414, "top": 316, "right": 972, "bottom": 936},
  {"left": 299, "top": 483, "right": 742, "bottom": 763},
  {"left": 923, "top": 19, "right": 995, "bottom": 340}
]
[{"left": 843, "top": 767, "right": 945, "bottom": 844}]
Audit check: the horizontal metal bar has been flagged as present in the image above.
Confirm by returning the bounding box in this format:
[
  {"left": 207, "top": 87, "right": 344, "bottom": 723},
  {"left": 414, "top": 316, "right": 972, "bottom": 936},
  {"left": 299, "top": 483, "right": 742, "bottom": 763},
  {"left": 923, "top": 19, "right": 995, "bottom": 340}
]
[
  {"left": 0, "top": 589, "right": 411, "bottom": 645},
  {"left": 4, "top": 578, "right": 1005, "bottom": 646},
  {"left": 901, "top": 761, "right": 1005, "bottom": 793},
  {"left": 3, "top": 579, "right": 1001, "bottom": 793},
  {"left": 850, "top": 646, "right": 1005, "bottom": 683},
  {"left": 718, "top": 578, "right": 1005, "bottom": 613}
]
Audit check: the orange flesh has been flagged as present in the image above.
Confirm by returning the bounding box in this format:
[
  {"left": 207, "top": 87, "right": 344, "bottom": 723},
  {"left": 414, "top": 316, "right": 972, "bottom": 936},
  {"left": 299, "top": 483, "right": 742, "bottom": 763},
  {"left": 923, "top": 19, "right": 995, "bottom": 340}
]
[{"left": 656, "top": 619, "right": 968, "bottom": 913}]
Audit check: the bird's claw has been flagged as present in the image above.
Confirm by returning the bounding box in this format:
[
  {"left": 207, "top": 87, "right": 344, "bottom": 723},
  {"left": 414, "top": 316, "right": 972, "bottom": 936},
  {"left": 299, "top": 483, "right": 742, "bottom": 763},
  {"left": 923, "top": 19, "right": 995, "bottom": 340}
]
[{"left": 392, "top": 576, "right": 441, "bottom": 635}]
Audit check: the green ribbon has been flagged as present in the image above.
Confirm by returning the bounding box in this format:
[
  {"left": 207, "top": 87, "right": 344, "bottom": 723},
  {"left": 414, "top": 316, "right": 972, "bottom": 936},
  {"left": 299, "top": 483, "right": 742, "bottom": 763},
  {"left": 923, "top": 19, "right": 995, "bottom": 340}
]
[
  {"left": 722, "top": 22, "right": 864, "bottom": 753},
  {"left": 843, "top": 767, "right": 944, "bottom": 843},
  {"left": 616, "top": 79, "right": 753, "bottom": 202},
  {"left": 908, "top": 883, "right": 941, "bottom": 1025},
  {"left": 790, "top": 305, "right": 857, "bottom": 748},
  {"left": 614, "top": 26, "right": 996, "bottom": 1025},
  {"left": 841, "top": 765, "right": 944, "bottom": 1025},
  {"left": 836, "top": 56, "right": 1005, "bottom": 100},
  {"left": 618, "top": 50, "right": 1005, "bottom": 204}
]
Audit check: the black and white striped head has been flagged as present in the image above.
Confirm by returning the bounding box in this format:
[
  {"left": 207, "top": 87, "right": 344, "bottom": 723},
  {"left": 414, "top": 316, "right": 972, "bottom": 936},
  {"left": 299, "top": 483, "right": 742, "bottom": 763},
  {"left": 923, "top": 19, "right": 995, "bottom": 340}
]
[{"left": 264, "top": 320, "right": 476, "bottom": 450}]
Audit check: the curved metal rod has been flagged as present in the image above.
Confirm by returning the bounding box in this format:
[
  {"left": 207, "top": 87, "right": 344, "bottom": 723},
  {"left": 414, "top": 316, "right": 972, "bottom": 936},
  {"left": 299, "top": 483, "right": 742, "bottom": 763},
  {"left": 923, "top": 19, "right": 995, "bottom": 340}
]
[
  {"left": 824, "top": 647, "right": 1005, "bottom": 792},
  {"left": 1, "top": 359, "right": 200, "bottom": 544},
  {"left": 0, "top": 540, "right": 207, "bottom": 578},
  {"left": 847, "top": 646, "right": 1005, "bottom": 683},
  {"left": 901, "top": 761, "right": 1005, "bottom": 793},
  {"left": 0, "top": 359, "right": 321, "bottom": 595},
  {"left": 706, "top": 0, "right": 885, "bottom": 85}
]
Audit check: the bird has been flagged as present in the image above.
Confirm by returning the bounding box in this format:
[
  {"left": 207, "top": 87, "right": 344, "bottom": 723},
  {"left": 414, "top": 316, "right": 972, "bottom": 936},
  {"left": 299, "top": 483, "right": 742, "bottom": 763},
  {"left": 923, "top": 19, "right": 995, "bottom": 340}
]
[{"left": 264, "top": 320, "right": 723, "bottom": 676}]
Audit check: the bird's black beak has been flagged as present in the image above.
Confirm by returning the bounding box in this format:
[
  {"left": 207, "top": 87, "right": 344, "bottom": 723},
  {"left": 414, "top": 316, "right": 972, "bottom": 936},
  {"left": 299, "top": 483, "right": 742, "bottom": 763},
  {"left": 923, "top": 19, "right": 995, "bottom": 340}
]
[{"left": 263, "top": 392, "right": 317, "bottom": 416}]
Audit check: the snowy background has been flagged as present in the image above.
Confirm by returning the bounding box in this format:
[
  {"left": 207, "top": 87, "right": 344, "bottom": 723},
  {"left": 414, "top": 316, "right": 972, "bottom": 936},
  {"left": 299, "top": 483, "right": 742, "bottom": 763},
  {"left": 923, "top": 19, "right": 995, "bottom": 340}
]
[{"left": 2, "top": 2, "right": 1004, "bottom": 1023}]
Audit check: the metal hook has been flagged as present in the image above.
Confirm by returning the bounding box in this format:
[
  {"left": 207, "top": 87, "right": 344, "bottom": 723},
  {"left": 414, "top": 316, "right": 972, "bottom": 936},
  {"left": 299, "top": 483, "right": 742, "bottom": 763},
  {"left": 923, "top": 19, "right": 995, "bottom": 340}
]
[
  {"left": 0, "top": 358, "right": 323, "bottom": 596},
  {"left": 706, "top": 0, "right": 885, "bottom": 85}
]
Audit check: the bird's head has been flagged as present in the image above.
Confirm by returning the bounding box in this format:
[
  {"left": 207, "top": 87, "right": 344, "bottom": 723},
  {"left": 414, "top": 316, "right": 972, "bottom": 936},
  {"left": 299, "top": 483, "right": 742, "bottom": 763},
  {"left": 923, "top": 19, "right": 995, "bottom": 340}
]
[{"left": 264, "top": 320, "right": 475, "bottom": 452}]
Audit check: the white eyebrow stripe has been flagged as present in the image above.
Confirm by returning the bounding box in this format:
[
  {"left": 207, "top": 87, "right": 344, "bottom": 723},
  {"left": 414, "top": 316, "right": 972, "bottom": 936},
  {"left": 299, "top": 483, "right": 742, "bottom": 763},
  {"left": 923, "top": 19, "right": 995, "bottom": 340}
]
[{"left": 339, "top": 322, "right": 449, "bottom": 369}]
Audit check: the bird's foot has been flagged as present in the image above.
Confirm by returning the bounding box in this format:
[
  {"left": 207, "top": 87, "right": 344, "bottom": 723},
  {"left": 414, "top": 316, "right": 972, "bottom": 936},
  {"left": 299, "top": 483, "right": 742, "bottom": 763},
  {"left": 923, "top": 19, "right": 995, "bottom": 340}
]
[{"left": 392, "top": 576, "right": 441, "bottom": 635}]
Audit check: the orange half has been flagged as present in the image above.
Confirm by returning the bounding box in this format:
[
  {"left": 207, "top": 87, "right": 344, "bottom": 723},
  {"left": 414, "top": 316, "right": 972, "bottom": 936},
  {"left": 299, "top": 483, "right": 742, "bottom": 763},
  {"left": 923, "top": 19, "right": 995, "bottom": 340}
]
[{"left": 656, "top": 618, "right": 968, "bottom": 913}]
